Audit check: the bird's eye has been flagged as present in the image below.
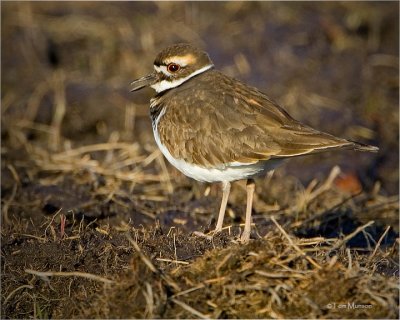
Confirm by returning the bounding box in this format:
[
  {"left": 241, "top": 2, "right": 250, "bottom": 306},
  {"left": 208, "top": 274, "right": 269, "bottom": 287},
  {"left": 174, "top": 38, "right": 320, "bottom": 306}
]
[{"left": 167, "top": 63, "right": 180, "bottom": 73}]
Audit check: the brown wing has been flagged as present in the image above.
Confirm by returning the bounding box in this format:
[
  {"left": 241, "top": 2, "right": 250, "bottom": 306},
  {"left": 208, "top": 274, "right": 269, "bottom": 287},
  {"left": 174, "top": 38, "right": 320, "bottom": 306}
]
[{"left": 156, "top": 70, "right": 377, "bottom": 168}]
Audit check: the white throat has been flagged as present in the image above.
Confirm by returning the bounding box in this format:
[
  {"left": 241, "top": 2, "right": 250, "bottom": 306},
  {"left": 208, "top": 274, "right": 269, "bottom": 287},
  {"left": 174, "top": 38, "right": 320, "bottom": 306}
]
[{"left": 151, "top": 64, "right": 214, "bottom": 93}]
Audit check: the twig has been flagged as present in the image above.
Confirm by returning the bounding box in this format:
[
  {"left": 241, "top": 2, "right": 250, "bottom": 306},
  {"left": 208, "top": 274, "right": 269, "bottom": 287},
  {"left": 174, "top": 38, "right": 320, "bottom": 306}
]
[
  {"left": 156, "top": 258, "right": 189, "bottom": 265},
  {"left": 173, "top": 233, "right": 178, "bottom": 266},
  {"left": 192, "top": 231, "right": 213, "bottom": 241},
  {"left": 346, "top": 248, "right": 352, "bottom": 271},
  {"left": 297, "top": 166, "right": 341, "bottom": 211},
  {"left": 270, "top": 217, "right": 321, "bottom": 269},
  {"left": 26, "top": 81, "right": 49, "bottom": 122},
  {"left": 2, "top": 183, "right": 17, "bottom": 224},
  {"left": 171, "top": 284, "right": 205, "bottom": 298},
  {"left": 255, "top": 270, "right": 306, "bottom": 279},
  {"left": 329, "top": 220, "right": 375, "bottom": 253},
  {"left": 50, "top": 70, "right": 66, "bottom": 150},
  {"left": 170, "top": 298, "right": 209, "bottom": 319},
  {"left": 51, "top": 142, "right": 138, "bottom": 160},
  {"left": 216, "top": 252, "right": 232, "bottom": 272},
  {"left": 25, "top": 269, "right": 114, "bottom": 284},
  {"left": 126, "top": 234, "right": 157, "bottom": 273},
  {"left": 308, "top": 165, "right": 341, "bottom": 199},
  {"left": 4, "top": 285, "right": 34, "bottom": 304},
  {"left": 368, "top": 226, "right": 391, "bottom": 262},
  {"left": 291, "top": 192, "right": 362, "bottom": 228},
  {"left": 44, "top": 208, "right": 62, "bottom": 239},
  {"left": 19, "top": 234, "right": 47, "bottom": 242},
  {"left": 7, "top": 164, "right": 21, "bottom": 185},
  {"left": 126, "top": 233, "right": 180, "bottom": 291},
  {"left": 156, "top": 154, "right": 174, "bottom": 193},
  {"left": 143, "top": 282, "right": 154, "bottom": 318},
  {"left": 124, "top": 103, "right": 136, "bottom": 136}
]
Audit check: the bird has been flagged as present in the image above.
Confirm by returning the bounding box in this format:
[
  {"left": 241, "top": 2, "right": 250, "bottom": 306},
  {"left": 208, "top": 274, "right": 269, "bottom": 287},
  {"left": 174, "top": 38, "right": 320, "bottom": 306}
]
[{"left": 130, "top": 43, "right": 378, "bottom": 243}]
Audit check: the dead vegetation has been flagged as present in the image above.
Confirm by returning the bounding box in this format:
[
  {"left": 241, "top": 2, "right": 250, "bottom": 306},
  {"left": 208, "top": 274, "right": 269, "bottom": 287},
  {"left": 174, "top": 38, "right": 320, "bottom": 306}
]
[{"left": 1, "top": 2, "right": 399, "bottom": 319}]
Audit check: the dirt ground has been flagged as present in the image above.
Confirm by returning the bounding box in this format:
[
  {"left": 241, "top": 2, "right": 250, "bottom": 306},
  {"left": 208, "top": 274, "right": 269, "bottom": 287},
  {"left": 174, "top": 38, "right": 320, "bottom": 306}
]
[{"left": 1, "top": 2, "right": 399, "bottom": 319}]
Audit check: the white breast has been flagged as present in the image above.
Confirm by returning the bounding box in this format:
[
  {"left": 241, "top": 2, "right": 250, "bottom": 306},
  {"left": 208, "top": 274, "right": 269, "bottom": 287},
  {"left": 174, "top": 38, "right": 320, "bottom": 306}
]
[{"left": 152, "top": 110, "right": 282, "bottom": 183}]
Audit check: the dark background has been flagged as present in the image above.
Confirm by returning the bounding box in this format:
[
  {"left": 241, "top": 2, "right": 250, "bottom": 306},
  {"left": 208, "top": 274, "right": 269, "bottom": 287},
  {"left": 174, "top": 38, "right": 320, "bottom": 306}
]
[{"left": 2, "top": 1, "right": 398, "bottom": 194}]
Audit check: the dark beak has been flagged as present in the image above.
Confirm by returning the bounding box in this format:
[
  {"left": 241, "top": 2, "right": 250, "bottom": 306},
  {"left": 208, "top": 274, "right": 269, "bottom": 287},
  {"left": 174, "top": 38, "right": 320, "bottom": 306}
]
[{"left": 130, "top": 72, "right": 157, "bottom": 92}]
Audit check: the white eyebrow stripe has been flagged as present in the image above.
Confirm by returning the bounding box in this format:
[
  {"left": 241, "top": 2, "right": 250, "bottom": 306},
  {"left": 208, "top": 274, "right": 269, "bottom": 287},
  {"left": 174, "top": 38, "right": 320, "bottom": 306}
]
[
  {"left": 164, "top": 54, "right": 195, "bottom": 67},
  {"left": 153, "top": 55, "right": 194, "bottom": 76}
]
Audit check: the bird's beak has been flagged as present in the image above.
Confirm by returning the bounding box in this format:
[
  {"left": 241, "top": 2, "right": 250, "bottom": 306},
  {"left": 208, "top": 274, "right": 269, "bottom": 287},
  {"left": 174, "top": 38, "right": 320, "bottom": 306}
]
[{"left": 130, "top": 72, "right": 157, "bottom": 92}]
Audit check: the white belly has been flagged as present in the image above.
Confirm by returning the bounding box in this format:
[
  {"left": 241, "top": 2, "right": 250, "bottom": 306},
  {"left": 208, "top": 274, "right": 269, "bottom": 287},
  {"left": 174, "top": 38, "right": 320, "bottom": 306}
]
[
  {"left": 152, "top": 109, "right": 282, "bottom": 182},
  {"left": 158, "top": 146, "right": 281, "bottom": 182}
]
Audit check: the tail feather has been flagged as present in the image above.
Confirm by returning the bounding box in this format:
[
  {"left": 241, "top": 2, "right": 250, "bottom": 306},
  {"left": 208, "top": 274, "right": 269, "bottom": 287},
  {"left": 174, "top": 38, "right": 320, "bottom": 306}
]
[{"left": 350, "top": 140, "right": 379, "bottom": 152}]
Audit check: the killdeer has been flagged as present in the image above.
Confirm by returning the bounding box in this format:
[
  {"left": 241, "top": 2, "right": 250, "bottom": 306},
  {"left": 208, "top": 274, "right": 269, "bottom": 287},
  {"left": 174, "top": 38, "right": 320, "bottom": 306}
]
[{"left": 131, "top": 43, "right": 378, "bottom": 243}]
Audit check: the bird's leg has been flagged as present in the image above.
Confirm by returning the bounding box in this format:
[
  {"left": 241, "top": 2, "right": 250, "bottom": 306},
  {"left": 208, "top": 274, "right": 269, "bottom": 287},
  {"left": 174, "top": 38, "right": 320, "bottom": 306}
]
[
  {"left": 241, "top": 178, "right": 255, "bottom": 243},
  {"left": 214, "top": 181, "right": 231, "bottom": 233}
]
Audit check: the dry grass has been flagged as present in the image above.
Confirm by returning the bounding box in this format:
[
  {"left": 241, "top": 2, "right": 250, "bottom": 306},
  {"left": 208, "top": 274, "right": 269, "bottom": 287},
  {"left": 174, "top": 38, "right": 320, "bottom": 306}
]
[
  {"left": 80, "top": 227, "right": 398, "bottom": 319},
  {"left": 1, "top": 2, "right": 399, "bottom": 319}
]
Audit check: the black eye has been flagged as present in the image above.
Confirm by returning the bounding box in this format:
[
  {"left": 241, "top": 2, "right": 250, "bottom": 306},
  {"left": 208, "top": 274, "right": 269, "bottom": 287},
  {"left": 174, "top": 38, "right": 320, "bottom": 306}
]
[{"left": 167, "top": 63, "right": 180, "bottom": 73}]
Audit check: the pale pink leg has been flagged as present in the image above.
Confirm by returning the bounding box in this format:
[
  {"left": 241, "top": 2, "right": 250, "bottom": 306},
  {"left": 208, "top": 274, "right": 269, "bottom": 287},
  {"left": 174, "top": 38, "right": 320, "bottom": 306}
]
[
  {"left": 215, "top": 181, "right": 231, "bottom": 232},
  {"left": 240, "top": 179, "right": 255, "bottom": 243}
]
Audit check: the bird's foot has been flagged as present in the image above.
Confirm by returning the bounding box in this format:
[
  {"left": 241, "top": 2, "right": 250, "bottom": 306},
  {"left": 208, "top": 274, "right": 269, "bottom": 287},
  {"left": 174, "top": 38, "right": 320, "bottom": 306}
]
[
  {"left": 239, "top": 230, "right": 251, "bottom": 244},
  {"left": 193, "top": 226, "right": 225, "bottom": 240}
]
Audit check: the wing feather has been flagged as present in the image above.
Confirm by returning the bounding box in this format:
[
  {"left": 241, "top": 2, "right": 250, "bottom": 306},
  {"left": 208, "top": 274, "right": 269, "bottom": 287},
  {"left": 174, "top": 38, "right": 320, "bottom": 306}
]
[{"left": 156, "top": 70, "right": 376, "bottom": 168}]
